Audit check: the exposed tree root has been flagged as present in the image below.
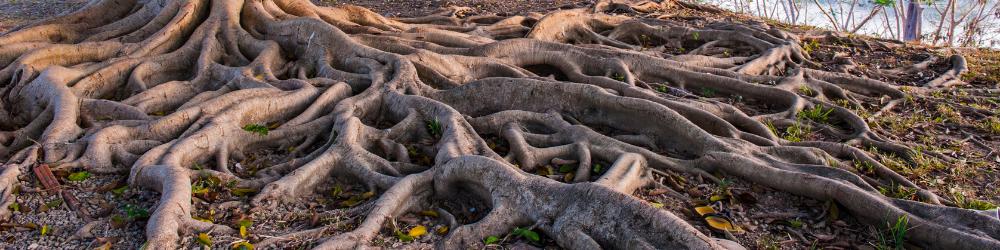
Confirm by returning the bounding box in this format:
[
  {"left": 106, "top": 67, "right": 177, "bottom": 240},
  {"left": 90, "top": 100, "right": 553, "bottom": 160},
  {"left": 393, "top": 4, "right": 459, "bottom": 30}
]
[{"left": 0, "top": 0, "right": 997, "bottom": 249}]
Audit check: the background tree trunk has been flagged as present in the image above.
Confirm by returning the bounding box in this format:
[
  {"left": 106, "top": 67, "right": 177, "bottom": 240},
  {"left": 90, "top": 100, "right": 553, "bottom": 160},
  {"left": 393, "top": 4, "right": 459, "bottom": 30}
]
[{"left": 904, "top": 0, "right": 923, "bottom": 41}]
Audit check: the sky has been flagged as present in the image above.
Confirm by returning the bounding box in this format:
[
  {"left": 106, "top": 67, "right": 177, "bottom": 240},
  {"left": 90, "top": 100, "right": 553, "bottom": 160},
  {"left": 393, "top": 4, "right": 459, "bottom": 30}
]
[{"left": 701, "top": 0, "right": 1000, "bottom": 48}]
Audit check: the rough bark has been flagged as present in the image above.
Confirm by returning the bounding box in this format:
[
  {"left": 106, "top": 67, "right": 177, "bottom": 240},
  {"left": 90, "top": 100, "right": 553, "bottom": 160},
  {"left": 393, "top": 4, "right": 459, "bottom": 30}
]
[
  {"left": 904, "top": 0, "right": 922, "bottom": 42},
  {"left": 0, "top": 0, "right": 997, "bottom": 249}
]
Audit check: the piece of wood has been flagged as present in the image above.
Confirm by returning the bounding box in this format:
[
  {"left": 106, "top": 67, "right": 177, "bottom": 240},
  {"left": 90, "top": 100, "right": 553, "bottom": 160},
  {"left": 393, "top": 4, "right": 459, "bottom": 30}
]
[
  {"left": 33, "top": 165, "right": 60, "bottom": 190},
  {"left": 62, "top": 190, "right": 94, "bottom": 222}
]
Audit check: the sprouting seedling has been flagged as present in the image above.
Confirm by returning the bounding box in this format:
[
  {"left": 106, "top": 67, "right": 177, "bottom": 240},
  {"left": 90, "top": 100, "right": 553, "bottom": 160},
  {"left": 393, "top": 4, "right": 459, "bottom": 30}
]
[
  {"left": 124, "top": 204, "right": 149, "bottom": 218},
  {"left": 242, "top": 124, "right": 268, "bottom": 136},
  {"left": 873, "top": 213, "right": 910, "bottom": 250},
  {"left": 800, "top": 85, "right": 814, "bottom": 96},
  {"left": 765, "top": 121, "right": 778, "bottom": 135},
  {"left": 428, "top": 118, "right": 442, "bottom": 137},
  {"left": 713, "top": 178, "right": 734, "bottom": 192},
  {"left": 802, "top": 41, "right": 819, "bottom": 53},
  {"left": 701, "top": 87, "right": 715, "bottom": 97},
  {"left": 784, "top": 120, "right": 812, "bottom": 142},
  {"left": 952, "top": 193, "right": 998, "bottom": 210},
  {"left": 611, "top": 74, "right": 626, "bottom": 82},
  {"left": 194, "top": 163, "right": 218, "bottom": 187},
  {"left": 512, "top": 228, "right": 540, "bottom": 242},
  {"left": 797, "top": 105, "right": 834, "bottom": 123},
  {"left": 691, "top": 33, "right": 699, "bottom": 40}
]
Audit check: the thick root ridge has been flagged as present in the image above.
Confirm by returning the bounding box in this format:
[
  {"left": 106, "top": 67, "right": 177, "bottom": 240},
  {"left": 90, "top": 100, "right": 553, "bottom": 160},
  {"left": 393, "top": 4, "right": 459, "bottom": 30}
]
[{"left": 0, "top": 0, "right": 996, "bottom": 249}]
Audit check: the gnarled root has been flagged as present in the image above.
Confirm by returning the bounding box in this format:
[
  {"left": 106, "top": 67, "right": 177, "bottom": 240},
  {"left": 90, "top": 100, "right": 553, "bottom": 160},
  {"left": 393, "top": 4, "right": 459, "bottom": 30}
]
[{"left": 0, "top": 0, "right": 996, "bottom": 249}]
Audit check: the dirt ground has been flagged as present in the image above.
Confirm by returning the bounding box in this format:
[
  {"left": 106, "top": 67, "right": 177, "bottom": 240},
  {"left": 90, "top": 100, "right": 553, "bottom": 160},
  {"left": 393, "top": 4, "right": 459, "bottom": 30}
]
[{"left": 0, "top": 1, "right": 998, "bottom": 250}]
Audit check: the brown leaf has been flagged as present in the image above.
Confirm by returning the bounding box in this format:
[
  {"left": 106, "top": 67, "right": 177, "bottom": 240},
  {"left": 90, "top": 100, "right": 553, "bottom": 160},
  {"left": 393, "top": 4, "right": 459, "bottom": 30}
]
[
  {"left": 737, "top": 192, "right": 758, "bottom": 206},
  {"left": 109, "top": 217, "right": 127, "bottom": 229},
  {"left": 196, "top": 191, "right": 218, "bottom": 203},
  {"left": 832, "top": 220, "right": 848, "bottom": 227},
  {"left": 648, "top": 189, "right": 668, "bottom": 196},
  {"left": 397, "top": 216, "right": 419, "bottom": 224},
  {"left": 53, "top": 170, "right": 71, "bottom": 178},
  {"left": 211, "top": 211, "right": 225, "bottom": 221},
  {"left": 666, "top": 176, "right": 685, "bottom": 191},
  {"left": 825, "top": 198, "right": 840, "bottom": 224},
  {"left": 309, "top": 213, "right": 320, "bottom": 228},
  {"left": 687, "top": 189, "right": 705, "bottom": 198},
  {"left": 93, "top": 207, "right": 115, "bottom": 219},
  {"left": 679, "top": 207, "right": 694, "bottom": 217},
  {"left": 97, "top": 236, "right": 121, "bottom": 244},
  {"left": 33, "top": 165, "right": 60, "bottom": 190},
  {"left": 230, "top": 214, "right": 248, "bottom": 227},
  {"left": 832, "top": 240, "right": 851, "bottom": 247},
  {"left": 95, "top": 176, "right": 128, "bottom": 193},
  {"left": 814, "top": 234, "right": 836, "bottom": 241}
]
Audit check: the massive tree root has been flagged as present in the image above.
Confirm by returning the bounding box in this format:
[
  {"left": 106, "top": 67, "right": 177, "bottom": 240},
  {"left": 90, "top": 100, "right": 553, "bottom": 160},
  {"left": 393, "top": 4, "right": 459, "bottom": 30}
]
[{"left": 0, "top": 0, "right": 997, "bottom": 249}]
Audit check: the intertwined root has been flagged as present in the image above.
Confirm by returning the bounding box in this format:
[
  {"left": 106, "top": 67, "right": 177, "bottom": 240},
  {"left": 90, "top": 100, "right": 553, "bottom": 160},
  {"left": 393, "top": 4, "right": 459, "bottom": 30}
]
[{"left": 0, "top": 0, "right": 998, "bottom": 249}]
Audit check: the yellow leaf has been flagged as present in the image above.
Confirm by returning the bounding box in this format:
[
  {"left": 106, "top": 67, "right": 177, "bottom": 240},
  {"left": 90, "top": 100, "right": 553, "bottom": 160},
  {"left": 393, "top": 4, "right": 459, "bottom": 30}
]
[
  {"left": 255, "top": 74, "right": 263, "bottom": 79},
  {"left": 240, "top": 225, "right": 248, "bottom": 238},
  {"left": 194, "top": 214, "right": 213, "bottom": 223},
  {"left": 362, "top": 191, "right": 374, "bottom": 199},
  {"left": 232, "top": 242, "right": 255, "bottom": 250},
  {"left": 564, "top": 173, "right": 574, "bottom": 182},
  {"left": 674, "top": 175, "right": 687, "bottom": 183},
  {"left": 196, "top": 233, "right": 211, "bottom": 246},
  {"left": 709, "top": 195, "right": 729, "bottom": 202},
  {"left": 231, "top": 188, "right": 258, "bottom": 196},
  {"left": 340, "top": 196, "right": 362, "bottom": 207},
  {"left": 436, "top": 226, "right": 449, "bottom": 235},
  {"left": 94, "top": 242, "right": 112, "bottom": 250},
  {"left": 535, "top": 166, "right": 552, "bottom": 176},
  {"left": 418, "top": 210, "right": 438, "bottom": 217},
  {"left": 153, "top": 110, "right": 165, "bottom": 116},
  {"left": 417, "top": 155, "right": 431, "bottom": 165},
  {"left": 193, "top": 187, "right": 209, "bottom": 194},
  {"left": 408, "top": 226, "right": 427, "bottom": 237}
]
